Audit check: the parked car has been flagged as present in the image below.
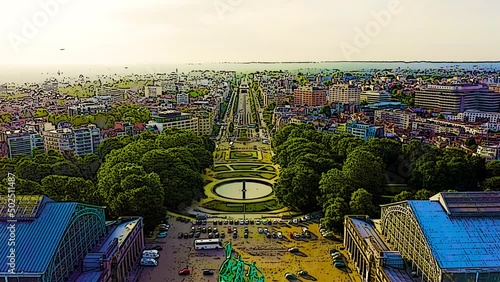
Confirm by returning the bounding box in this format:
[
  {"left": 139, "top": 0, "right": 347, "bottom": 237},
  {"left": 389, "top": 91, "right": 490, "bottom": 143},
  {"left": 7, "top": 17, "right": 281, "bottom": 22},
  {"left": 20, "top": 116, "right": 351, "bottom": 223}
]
[
  {"left": 178, "top": 232, "right": 183, "bottom": 239},
  {"left": 183, "top": 233, "right": 189, "bottom": 239},
  {"left": 156, "top": 232, "right": 167, "bottom": 238},
  {"left": 244, "top": 219, "right": 249, "bottom": 225},
  {"left": 178, "top": 268, "right": 190, "bottom": 275},
  {"left": 220, "top": 232, "right": 225, "bottom": 238},
  {"left": 258, "top": 227, "right": 263, "bottom": 234},
  {"left": 233, "top": 232, "right": 238, "bottom": 239},
  {"left": 334, "top": 261, "right": 345, "bottom": 268},
  {"left": 256, "top": 219, "right": 261, "bottom": 225},
  {"left": 203, "top": 269, "right": 215, "bottom": 275},
  {"left": 285, "top": 272, "right": 297, "bottom": 280},
  {"left": 140, "top": 258, "right": 158, "bottom": 266},
  {"left": 244, "top": 232, "right": 249, "bottom": 238},
  {"left": 298, "top": 270, "right": 308, "bottom": 276},
  {"left": 277, "top": 232, "right": 283, "bottom": 239}
]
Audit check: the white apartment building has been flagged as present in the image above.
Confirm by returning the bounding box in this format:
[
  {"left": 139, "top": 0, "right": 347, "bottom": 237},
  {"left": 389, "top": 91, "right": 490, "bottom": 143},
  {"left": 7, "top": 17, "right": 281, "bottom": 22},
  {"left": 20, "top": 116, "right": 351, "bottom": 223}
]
[
  {"left": 360, "top": 91, "right": 391, "bottom": 104},
  {"left": 329, "top": 84, "right": 361, "bottom": 104},
  {"left": 457, "top": 110, "right": 500, "bottom": 123}
]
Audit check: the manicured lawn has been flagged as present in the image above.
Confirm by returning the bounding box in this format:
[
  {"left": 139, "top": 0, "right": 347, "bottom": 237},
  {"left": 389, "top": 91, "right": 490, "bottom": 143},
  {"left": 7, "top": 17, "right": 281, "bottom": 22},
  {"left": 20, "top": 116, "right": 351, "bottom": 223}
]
[
  {"left": 213, "top": 165, "right": 230, "bottom": 172},
  {"left": 202, "top": 199, "right": 283, "bottom": 212},
  {"left": 258, "top": 165, "right": 276, "bottom": 172},
  {"left": 230, "top": 164, "right": 261, "bottom": 170},
  {"left": 229, "top": 151, "right": 258, "bottom": 159},
  {"left": 214, "top": 171, "right": 276, "bottom": 180}
]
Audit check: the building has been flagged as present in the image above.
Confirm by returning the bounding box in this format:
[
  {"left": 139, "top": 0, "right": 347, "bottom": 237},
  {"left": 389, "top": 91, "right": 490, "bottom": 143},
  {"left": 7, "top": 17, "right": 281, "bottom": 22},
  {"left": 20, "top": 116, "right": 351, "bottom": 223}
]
[
  {"left": 360, "top": 91, "right": 391, "bottom": 104},
  {"left": 75, "top": 217, "right": 144, "bottom": 282},
  {"left": 0, "top": 195, "right": 107, "bottom": 281},
  {"left": 475, "top": 144, "right": 500, "bottom": 162},
  {"left": 293, "top": 86, "right": 327, "bottom": 107},
  {"left": 346, "top": 121, "right": 384, "bottom": 141},
  {"left": 0, "top": 130, "right": 44, "bottom": 158},
  {"left": 344, "top": 216, "right": 413, "bottom": 282},
  {"left": 415, "top": 84, "right": 500, "bottom": 113},
  {"left": 380, "top": 192, "right": 500, "bottom": 282},
  {"left": 0, "top": 195, "right": 144, "bottom": 282},
  {"left": 176, "top": 92, "right": 189, "bottom": 105},
  {"left": 148, "top": 110, "right": 198, "bottom": 133},
  {"left": 68, "top": 103, "right": 108, "bottom": 116},
  {"left": 457, "top": 110, "right": 500, "bottom": 123},
  {"left": 43, "top": 124, "right": 101, "bottom": 155},
  {"left": 329, "top": 84, "right": 361, "bottom": 104},
  {"left": 144, "top": 86, "right": 162, "bottom": 98},
  {"left": 375, "top": 110, "right": 417, "bottom": 129}
]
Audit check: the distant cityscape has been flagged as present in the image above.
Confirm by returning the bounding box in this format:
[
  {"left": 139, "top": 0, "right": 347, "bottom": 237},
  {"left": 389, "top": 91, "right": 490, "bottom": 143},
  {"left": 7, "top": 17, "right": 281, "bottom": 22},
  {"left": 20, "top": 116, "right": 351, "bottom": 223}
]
[{"left": 1, "top": 64, "right": 500, "bottom": 282}]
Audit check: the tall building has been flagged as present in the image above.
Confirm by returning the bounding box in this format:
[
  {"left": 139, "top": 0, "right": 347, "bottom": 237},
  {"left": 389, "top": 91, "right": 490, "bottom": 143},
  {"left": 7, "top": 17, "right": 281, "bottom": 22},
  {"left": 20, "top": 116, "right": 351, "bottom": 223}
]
[
  {"left": 0, "top": 195, "right": 144, "bottom": 282},
  {"left": 0, "top": 130, "right": 45, "bottom": 158},
  {"left": 415, "top": 84, "right": 500, "bottom": 112},
  {"left": 293, "top": 86, "right": 327, "bottom": 107},
  {"left": 43, "top": 124, "right": 101, "bottom": 155},
  {"left": 360, "top": 91, "right": 391, "bottom": 104},
  {"left": 329, "top": 84, "right": 361, "bottom": 104},
  {"left": 176, "top": 92, "right": 189, "bottom": 105},
  {"left": 144, "top": 86, "right": 162, "bottom": 98}
]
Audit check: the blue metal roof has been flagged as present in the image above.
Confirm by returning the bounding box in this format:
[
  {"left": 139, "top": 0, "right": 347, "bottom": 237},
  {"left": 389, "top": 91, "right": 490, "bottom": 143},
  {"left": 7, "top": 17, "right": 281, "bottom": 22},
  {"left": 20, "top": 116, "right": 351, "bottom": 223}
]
[
  {"left": 409, "top": 201, "right": 500, "bottom": 270},
  {"left": 0, "top": 202, "right": 77, "bottom": 274}
]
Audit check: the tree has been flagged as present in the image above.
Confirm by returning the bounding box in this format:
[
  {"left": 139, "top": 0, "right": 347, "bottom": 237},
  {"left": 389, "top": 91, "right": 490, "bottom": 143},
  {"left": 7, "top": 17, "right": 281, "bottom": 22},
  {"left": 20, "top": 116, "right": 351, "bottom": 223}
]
[
  {"left": 413, "top": 189, "right": 433, "bottom": 200},
  {"left": 320, "top": 105, "right": 332, "bottom": 118},
  {"left": 274, "top": 164, "right": 321, "bottom": 211},
  {"left": 41, "top": 175, "right": 97, "bottom": 204},
  {"left": 228, "top": 122, "right": 235, "bottom": 134},
  {"left": 483, "top": 176, "right": 500, "bottom": 191},
  {"left": 321, "top": 197, "right": 349, "bottom": 232},
  {"left": 318, "top": 168, "right": 353, "bottom": 206},
  {"left": 349, "top": 188, "right": 376, "bottom": 216},
  {"left": 393, "top": 191, "right": 413, "bottom": 202},
  {"left": 343, "top": 149, "right": 385, "bottom": 195},
  {"left": 486, "top": 160, "right": 500, "bottom": 178}
]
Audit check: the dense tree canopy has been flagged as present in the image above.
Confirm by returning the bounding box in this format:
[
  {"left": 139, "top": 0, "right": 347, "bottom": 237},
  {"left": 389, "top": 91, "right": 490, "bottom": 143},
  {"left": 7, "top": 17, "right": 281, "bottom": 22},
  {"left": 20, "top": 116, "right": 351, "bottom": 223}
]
[
  {"left": 0, "top": 129, "right": 213, "bottom": 232},
  {"left": 272, "top": 124, "right": 490, "bottom": 231}
]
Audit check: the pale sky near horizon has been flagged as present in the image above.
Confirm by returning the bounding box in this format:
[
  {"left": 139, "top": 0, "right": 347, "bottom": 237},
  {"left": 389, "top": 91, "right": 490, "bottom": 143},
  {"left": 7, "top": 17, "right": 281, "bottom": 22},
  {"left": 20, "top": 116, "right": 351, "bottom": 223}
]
[{"left": 0, "top": 0, "right": 499, "bottom": 65}]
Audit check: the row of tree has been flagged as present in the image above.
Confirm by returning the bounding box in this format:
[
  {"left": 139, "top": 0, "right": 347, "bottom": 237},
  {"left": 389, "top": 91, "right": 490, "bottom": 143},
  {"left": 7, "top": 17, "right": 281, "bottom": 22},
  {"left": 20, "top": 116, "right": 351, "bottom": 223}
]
[
  {"left": 0, "top": 129, "right": 215, "bottom": 231},
  {"left": 47, "top": 104, "right": 151, "bottom": 129},
  {"left": 272, "top": 124, "right": 490, "bottom": 232}
]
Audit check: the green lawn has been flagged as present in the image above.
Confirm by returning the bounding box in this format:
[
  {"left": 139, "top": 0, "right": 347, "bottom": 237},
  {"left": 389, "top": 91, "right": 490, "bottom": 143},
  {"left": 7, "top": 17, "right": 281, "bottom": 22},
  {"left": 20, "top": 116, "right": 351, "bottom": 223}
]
[
  {"left": 214, "top": 171, "right": 276, "bottom": 180},
  {"left": 258, "top": 165, "right": 276, "bottom": 172},
  {"left": 229, "top": 151, "right": 258, "bottom": 159},
  {"left": 202, "top": 199, "right": 283, "bottom": 212},
  {"left": 230, "top": 164, "right": 261, "bottom": 170},
  {"left": 213, "top": 165, "right": 231, "bottom": 172}
]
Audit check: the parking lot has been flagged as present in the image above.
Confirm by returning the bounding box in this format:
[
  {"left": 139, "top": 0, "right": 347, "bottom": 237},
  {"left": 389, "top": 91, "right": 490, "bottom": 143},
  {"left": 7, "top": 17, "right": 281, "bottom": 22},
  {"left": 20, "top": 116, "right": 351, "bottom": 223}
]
[{"left": 138, "top": 216, "right": 361, "bottom": 282}]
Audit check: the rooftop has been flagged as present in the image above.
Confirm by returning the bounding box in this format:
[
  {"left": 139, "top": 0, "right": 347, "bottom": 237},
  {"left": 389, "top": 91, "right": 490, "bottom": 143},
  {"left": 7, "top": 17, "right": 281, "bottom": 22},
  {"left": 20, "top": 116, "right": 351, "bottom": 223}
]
[
  {"left": 98, "top": 218, "right": 141, "bottom": 253},
  {"left": 350, "top": 217, "right": 389, "bottom": 252},
  {"left": 430, "top": 191, "right": 500, "bottom": 216},
  {"left": 409, "top": 198, "right": 500, "bottom": 270},
  {"left": 0, "top": 196, "right": 78, "bottom": 274}
]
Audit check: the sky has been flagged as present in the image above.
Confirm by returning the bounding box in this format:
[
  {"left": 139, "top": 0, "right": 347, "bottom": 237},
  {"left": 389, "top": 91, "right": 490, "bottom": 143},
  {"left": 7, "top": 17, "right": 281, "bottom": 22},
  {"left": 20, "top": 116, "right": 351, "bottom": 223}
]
[{"left": 0, "top": 0, "right": 499, "bottom": 65}]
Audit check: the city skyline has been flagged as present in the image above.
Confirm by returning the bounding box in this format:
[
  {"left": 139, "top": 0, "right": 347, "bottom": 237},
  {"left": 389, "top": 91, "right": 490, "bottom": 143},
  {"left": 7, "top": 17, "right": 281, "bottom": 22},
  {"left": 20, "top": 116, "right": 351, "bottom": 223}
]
[{"left": 1, "top": 0, "right": 500, "bottom": 65}]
